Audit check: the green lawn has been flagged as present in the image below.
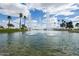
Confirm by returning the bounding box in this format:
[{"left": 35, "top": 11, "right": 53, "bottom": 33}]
[{"left": 0, "top": 28, "right": 28, "bottom": 33}]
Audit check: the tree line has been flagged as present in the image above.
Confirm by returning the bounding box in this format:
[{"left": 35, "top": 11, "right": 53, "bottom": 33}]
[
  {"left": 7, "top": 13, "right": 27, "bottom": 29},
  {"left": 60, "top": 20, "right": 73, "bottom": 29}
]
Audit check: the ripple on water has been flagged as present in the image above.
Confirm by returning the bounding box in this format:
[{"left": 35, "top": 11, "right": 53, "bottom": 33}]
[{"left": 0, "top": 30, "right": 79, "bottom": 55}]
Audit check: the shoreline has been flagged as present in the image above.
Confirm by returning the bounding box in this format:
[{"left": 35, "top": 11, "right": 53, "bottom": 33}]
[
  {"left": 0, "top": 28, "right": 28, "bottom": 33},
  {"left": 0, "top": 28, "right": 79, "bottom": 33},
  {"left": 68, "top": 29, "right": 79, "bottom": 33},
  {"left": 53, "top": 28, "right": 79, "bottom": 33}
]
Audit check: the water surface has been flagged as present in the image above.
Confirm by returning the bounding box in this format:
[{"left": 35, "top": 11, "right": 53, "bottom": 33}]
[{"left": 0, "top": 30, "right": 79, "bottom": 56}]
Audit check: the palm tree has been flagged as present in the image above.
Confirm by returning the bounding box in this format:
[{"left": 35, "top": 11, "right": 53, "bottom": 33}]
[
  {"left": 19, "top": 13, "right": 23, "bottom": 29},
  {"left": 21, "top": 16, "right": 27, "bottom": 29},
  {"left": 7, "top": 16, "right": 12, "bottom": 28},
  {"left": 60, "top": 20, "right": 66, "bottom": 28},
  {"left": 66, "top": 21, "right": 73, "bottom": 29},
  {"left": 23, "top": 16, "right": 27, "bottom": 26},
  {"left": 75, "top": 23, "right": 79, "bottom": 27}
]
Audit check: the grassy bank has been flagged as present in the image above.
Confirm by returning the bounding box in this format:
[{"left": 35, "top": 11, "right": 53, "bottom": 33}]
[
  {"left": 53, "top": 28, "right": 69, "bottom": 31},
  {"left": 53, "top": 28, "right": 79, "bottom": 33},
  {"left": 68, "top": 29, "right": 79, "bottom": 33},
  {"left": 0, "top": 28, "right": 28, "bottom": 33}
]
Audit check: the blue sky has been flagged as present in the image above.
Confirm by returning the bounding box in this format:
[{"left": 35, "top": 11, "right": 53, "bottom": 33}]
[
  {"left": 0, "top": 14, "right": 18, "bottom": 21},
  {"left": 0, "top": 3, "right": 79, "bottom": 28},
  {"left": 0, "top": 3, "right": 79, "bottom": 22},
  {"left": 30, "top": 9, "right": 45, "bottom": 22},
  {"left": 0, "top": 7, "right": 46, "bottom": 22}
]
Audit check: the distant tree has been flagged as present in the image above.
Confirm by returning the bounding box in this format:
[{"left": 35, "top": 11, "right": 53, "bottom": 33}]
[
  {"left": 60, "top": 20, "right": 66, "bottom": 28},
  {"left": 7, "top": 24, "right": 14, "bottom": 28},
  {"left": 66, "top": 21, "right": 73, "bottom": 29},
  {"left": 21, "top": 24, "right": 27, "bottom": 29},
  {"left": 7, "top": 16, "right": 12, "bottom": 28},
  {"left": 23, "top": 16, "right": 27, "bottom": 26},
  {"left": 0, "top": 25, "right": 4, "bottom": 29},
  {"left": 58, "top": 20, "right": 60, "bottom": 22},
  {"left": 7, "top": 16, "right": 14, "bottom": 29},
  {"left": 7, "top": 16, "right": 11, "bottom": 24},
  {"left": 19, "top": 13, "right": 23, "bottom": 29},
  {"left": 21, "top": 16, "right": 27, "bottom": 29},
  {"left": 75, "top": 23, "right": 79, "bottom": 27}
]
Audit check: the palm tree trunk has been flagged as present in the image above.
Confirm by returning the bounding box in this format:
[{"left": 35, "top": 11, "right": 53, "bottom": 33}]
[
  {"left": 8, "top": 19, "right": 10, "bottom": 29},
  {"left": 24, "top": 19, "right": 25, "bottom": 26},
  {"left": 19, "top": 18, "right": 21, "bottom": 29}
]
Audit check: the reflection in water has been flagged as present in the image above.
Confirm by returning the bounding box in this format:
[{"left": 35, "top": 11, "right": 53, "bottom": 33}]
[
  {"left": 7, "top": 33, "right": 13, "bottom": 48},
  {"left": 27, "top": 33, "right": 46, "bottom": 49},
  {"left": 0, "top": 31, "right": 79, "bottom": 55},
  {"left": 19, "top": 32, "right": 27, "bottom": 48}
]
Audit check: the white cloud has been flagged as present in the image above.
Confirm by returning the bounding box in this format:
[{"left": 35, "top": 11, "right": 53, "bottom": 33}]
[
  {"left": 27, "top": 3, "right": 77, "bottom": 18},
  {"left": 0, "top": 3, "right": 30, "bottom": 17},
  {"left": 42, "top": 16, "right": 60, "bottom": 29},
  {"left": 0, "top": 3, "right": 78, "bottom": 17},
  {"left": 68, "top": 16, "right": 79, "bottom": 22},
  {"left": 0, "top": 3, "right": 77, "bottom": 18},
  {"left": 55, "top": 10, "right": 74, "bottom": 16},
  {"left": 0, "top": 3, "right": 79, "bottom": 29}
]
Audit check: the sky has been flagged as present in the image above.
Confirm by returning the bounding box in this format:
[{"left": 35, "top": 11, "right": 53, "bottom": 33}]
[{"left": 0, "top": 3, "right": 79, "bottom": 29}]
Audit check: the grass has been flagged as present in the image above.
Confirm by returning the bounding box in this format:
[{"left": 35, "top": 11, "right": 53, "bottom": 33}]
[
  {"left": 68, "top": 29, "right": 79, "bottom": 33},
  {"left": 53, "top": 28, "right": 70, "bottom": 31},
  {"left": 53, "top": 28, "right": 79, "bottom": 33},
  {"left": 0, "top": 28, "right": 28, "bottom": 33}
]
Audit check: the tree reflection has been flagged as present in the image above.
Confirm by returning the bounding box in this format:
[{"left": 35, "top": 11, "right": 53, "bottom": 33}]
[
  {"left": 19, "top": 32, "right": 26, "bottom": 49},
  {"left": 7, "top": 33, "right": 13, "bottom": 49}
]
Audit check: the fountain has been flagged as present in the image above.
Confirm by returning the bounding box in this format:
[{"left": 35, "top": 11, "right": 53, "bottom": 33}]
[{"left": 26, "top": 7, "right": 57, "bottom": 36}]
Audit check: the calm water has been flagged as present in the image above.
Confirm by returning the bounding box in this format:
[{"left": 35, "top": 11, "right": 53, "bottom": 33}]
[{"left": 0, "top": 30, "right": 79, "bottom": 56}]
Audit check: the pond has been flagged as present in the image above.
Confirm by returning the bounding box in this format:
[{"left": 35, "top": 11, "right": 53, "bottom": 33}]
[{"left": 0, "top": 30, "right": 79, "bottom": 56}]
